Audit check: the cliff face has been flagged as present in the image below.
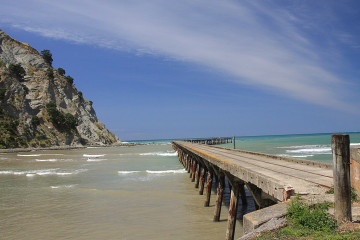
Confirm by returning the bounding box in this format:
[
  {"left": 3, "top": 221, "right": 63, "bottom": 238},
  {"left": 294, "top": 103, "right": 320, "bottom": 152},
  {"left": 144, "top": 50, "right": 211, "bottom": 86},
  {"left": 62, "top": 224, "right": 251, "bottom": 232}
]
[{"left": 0, "top": 30, "right": 121, "bottom": 148}]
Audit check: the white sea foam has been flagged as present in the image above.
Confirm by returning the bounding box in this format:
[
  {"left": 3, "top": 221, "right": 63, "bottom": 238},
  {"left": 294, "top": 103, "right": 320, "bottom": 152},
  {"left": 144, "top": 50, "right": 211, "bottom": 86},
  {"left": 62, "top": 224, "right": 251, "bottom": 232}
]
[
  {"left": 0, "top": 168, "right": 87, "bottom": 176},
  {"left": 83, "top": 154, "right": 105, "bottom": 158},
  {"left": 286, "top": 147, "right": 331, "bottom": 154},
  {"left": 39, "top": 154, "right": 65, "bottom": 156},
  {"left": 36, "top": 159, "right": 58, "bottom": 162},
  {"left": 51, "top": 184, "right": 77, "bottom": 189},
  {"left": 17, "top": 154, "right": 41, "bottom": 157},
  {"left": 277, "top": 154, "right": 314, "bottom": 158},
  {"left": 146, "top": 169, "right": 187, "bottom": 174},
  {"left": 351, "top": 143, "right": 360, "bottom": 146},
  {"left": 118, "top": 171, "right": 141, "bottom": 174},
  {"left": 139, "top": 151, "right": 177, "bottom": 157},
  {"left": 87, "top": 158, "right": 107, "bottom": 162}
]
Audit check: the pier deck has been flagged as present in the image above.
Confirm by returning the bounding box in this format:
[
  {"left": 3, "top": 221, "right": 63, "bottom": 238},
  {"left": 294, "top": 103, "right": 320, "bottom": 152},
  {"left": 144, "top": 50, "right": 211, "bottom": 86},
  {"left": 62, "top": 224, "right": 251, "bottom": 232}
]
[
  {"left": 172, "top": 140, "right": 334, "bottom": 240},
  {"left": 174, "top": 141, "right": 333, "bottom": 200}
]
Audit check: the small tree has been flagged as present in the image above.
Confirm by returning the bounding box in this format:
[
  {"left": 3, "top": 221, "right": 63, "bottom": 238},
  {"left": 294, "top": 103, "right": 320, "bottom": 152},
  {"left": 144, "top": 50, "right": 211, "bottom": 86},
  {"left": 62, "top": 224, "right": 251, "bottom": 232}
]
[
  {"left": 57, "top": 68, "right": 66, "bottom": 76},
  {"left": 8, "top": 63, "right": 26, "bottom": 81},
  {"left": 41, "top": 49, "right": 53, "bottom": 65}
]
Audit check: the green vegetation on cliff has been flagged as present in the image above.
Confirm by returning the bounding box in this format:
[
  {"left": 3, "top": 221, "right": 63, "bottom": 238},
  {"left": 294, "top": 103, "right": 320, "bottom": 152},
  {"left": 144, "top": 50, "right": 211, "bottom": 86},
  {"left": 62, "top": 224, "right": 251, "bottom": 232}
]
[{"left": 46, "top": 101, "right": 78, "bottom": 132}]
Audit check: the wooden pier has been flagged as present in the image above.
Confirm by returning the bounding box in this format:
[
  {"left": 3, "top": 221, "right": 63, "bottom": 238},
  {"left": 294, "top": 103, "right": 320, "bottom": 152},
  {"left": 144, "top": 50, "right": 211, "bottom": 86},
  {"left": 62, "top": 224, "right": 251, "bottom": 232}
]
[
  {"left": 184, "top": 137, "right": 232, "bottom": 145},
  {"left": 172, "top": 140, "right": 335, "bottom": 240}
]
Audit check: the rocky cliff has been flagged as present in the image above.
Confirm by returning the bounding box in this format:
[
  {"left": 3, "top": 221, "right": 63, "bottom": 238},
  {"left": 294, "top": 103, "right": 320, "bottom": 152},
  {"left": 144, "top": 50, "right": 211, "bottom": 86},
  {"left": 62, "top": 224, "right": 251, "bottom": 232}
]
[{"left": 0, "top": 30, "right": 121, "bottom": 148}]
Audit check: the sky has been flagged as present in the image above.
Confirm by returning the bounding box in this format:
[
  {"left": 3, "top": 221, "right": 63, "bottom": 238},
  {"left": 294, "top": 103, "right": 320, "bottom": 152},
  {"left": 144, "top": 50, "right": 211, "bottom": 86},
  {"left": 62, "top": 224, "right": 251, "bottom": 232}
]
[{"left": 1, "top": 0, "right": 360, "bottom": 140}]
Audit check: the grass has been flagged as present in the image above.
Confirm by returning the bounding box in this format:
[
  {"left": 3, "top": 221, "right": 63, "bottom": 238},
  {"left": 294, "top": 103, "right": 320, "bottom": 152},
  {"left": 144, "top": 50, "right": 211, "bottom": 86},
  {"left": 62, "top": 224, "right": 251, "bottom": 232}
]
[
  {"left": 252, "top": 196, "right": 360, "bottom": 240},
  {"left": 254, "top": 227, "right": 360, "bottom": 240}
]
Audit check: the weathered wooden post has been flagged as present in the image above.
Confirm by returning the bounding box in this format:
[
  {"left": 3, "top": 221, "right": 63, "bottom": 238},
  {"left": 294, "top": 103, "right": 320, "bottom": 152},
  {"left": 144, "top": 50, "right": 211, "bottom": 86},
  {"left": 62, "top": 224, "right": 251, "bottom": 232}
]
[
  {"left": 189, "top": 159, "right": 193, "bottom": 176},
  {"left": 195, "top": 163, "right": 201, "bottom": 188},
  {"left": 191, "top": 161, "right": 197, "bottom": 182},
  {"left": 199, "top": 168, "right": 206, "bottom": 195},
  {"left": 213, "top": 174, "right": 225, "bottom": 221},
  {"left": 233, "top": 136, "right": 235, "bottom": 149},
  {"left": 239, "top": 182, "right": 247, "bottom": 205},
  {"left": 204, "top": 170, "right": 213, "bottom": 207},
  {"left": 332, "top": 134, "right": 352, "bottom": 223},
  {"left": 226, "top": 182, "right": 239, "bottom": 240}
]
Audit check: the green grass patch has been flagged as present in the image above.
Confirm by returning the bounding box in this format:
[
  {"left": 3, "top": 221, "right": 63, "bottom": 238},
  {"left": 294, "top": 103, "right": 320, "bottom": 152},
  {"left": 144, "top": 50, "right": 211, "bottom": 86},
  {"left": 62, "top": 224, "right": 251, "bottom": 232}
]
[
  {"left": 255, "top": 227, "right": 360, "bottom": 240},
  {"left": 253, "top": 196, "right": 360, "bottom": 240}
]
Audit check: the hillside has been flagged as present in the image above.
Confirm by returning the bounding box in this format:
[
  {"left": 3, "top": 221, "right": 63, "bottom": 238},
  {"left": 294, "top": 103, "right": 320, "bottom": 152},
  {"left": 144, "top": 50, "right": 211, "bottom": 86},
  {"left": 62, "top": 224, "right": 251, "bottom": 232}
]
[{"left": 0, "top": 30, "right": 121, "bottom": 148}]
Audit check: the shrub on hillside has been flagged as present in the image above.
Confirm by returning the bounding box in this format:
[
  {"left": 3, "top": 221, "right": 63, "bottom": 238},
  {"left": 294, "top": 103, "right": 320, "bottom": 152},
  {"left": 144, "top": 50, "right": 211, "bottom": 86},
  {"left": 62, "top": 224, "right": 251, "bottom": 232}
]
[
  {"left": 41, "top": 49, "right": 53, "bottom": 65},
  {"left": 8, "top": 63, "right": 26, "bottom": 81},
  {"left": 47, "top": 68, "right": 54, "bottom": 80},
  {"left": 31, "top": 115, "right": 41, "bottom": 127},
  {"left": 46, "top": 101, "right": 78, "bottom": 132},
  {"left": 57, "top": 67, "right": 66, "bottom": 76},
  {"left": 0, "top": 88, "right": 6, "bottom": 101},
  {"left": 65, "top": 75, "right": 74, "bottom": 85}
]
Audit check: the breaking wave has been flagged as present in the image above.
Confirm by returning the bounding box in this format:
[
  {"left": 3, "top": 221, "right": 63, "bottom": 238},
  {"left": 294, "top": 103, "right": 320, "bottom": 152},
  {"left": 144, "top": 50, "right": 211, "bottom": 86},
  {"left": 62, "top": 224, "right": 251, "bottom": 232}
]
[
  {"left": 139, "top": 151, "right": 177, "bottom": 157},
  {"left": 83, "top": 154, "right": 105, "bottom": 158},
  {"left": 118, "top": 169, "right": 186, "bottom": 175},
  {"left": 0, "top": 168, "right": 88, "bottom": 177}
]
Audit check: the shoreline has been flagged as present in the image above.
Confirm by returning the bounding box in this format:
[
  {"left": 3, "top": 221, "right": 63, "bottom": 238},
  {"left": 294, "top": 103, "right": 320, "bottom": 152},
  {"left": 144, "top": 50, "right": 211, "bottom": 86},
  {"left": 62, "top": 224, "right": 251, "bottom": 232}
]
[{"left": 0, "top": 142, "right": 154, "bottom": 153}]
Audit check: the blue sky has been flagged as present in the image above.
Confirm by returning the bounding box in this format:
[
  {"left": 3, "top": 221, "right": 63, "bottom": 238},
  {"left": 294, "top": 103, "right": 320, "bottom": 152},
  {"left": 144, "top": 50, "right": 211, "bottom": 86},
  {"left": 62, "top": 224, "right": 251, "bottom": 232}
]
[{"left": 1, "top": 0, "right": 360, "bottom": 140}]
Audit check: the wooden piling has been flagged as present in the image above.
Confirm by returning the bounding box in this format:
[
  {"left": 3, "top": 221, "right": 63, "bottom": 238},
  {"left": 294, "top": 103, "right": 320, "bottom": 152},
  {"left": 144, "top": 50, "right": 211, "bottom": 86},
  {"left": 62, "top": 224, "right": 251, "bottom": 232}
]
[
  {"left": 199, "top": 168, "right": 206, "bottom": 195},
  {"left": 225, "top": 182, "right": 239, "bottom": 240},
  {"left": 189, "top": 159, "right": 193, "bottom": 177},
  {"left": 233, "top": 136, "right": 235, "bottom": 149},
  {"left": 239, "top": 183, "right": 247, "bottom": 205},
  {"left": 191, "top": 161, "right": 196, "bottom": 182},
  {"left": 331, "top": 134, "right": 352, "bottom": 223},
  {"left": 187, "top": 156, "right": 191, "bottom": 173},
  {"left": 213, "top": 174, "right": 225, "bottom": 222},
  {"left": 195, "top": 163, "right": 201, "bottom": 188},
  {"left": 204, "top": 171, "right": 213, "bottom": 207}
]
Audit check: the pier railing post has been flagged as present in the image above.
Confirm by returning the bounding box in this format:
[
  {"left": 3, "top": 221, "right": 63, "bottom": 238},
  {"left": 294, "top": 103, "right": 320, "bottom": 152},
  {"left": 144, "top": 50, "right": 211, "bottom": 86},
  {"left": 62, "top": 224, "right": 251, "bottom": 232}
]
[
  {"left": 226, "top": 182, "right": 239, "bottom": 240},
  {"left": 331, "top": 134, "right": 352, "bottom": 224}
]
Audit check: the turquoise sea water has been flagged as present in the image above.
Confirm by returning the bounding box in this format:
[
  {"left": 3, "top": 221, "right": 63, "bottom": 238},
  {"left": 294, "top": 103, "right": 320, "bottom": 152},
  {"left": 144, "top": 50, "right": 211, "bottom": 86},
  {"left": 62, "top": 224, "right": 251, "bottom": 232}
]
[
  {"left": 207, "top": 132, "right": 360, "bottom": 163},
  {"left": 0, "top": 132, "right": 359, "bottom": 239}
]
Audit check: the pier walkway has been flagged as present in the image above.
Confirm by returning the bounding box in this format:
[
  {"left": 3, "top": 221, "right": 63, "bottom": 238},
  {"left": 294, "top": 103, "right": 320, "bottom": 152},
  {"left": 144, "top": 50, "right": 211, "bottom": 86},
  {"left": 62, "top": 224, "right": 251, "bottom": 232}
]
[{"left": 172, "top": 141, "right": 333, "bottom": 240}]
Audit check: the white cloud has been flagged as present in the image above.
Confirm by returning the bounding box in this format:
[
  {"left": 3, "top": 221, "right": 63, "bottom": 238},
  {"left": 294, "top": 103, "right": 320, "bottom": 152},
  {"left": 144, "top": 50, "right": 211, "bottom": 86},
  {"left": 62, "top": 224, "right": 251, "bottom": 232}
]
[{"left": 1, "top": 0, "right": 357, "bottom": 112}]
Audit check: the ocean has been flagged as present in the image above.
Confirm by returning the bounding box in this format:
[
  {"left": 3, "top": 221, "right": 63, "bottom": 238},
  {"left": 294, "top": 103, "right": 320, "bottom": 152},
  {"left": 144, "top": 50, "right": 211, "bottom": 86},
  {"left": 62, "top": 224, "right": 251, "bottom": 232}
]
[{"left": 0, "top": 132, "right": 359, "bottom": 239}]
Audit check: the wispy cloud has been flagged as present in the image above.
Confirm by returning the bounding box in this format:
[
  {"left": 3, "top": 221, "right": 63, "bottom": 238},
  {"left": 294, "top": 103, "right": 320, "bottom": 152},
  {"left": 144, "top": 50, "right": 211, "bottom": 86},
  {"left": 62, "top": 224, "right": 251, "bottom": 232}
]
[{"left": 1, "top": 0, "right": 358, "bottom": 112}]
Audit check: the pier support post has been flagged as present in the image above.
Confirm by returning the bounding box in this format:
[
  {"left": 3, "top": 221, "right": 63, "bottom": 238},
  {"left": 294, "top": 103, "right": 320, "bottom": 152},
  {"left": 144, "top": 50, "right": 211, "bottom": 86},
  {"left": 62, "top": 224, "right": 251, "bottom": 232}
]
[
  {"left": 213, "top": 173, "right": 225, "bottom": 222},
  {"left": 332, "top": 134, "right": 352, "bottom": 224},
  {"left": 195, "top": 163, "right": 201, "bottom": 188},
  {"left": 233, "top": 136, "right": 235, "bottom": 149},
  {"left": 187, "top": 156, "right": 191, "bottom": 173},
  {"left": 239, "top": 182, "right": 247, "bottom": 205},
  {"left": 191, "top": 160, "right": 196, "bottom": 182},
  {"left": 204, "top": 170, "right": 213, "bottom": 207},
  {"left": 225, "top": 182, "right": 239, "bottom": 240},
  {"left": 199, "top": 168, "right": 206, "bottom": 195}
]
